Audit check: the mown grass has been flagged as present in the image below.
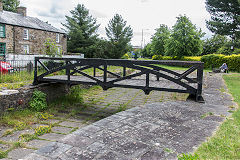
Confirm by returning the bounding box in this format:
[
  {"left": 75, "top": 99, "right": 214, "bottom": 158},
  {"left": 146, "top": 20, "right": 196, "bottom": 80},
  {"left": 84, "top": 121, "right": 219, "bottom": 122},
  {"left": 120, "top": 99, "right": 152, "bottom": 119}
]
[{"left": 195, "top": 74, "right": 240, "bottom": 159}]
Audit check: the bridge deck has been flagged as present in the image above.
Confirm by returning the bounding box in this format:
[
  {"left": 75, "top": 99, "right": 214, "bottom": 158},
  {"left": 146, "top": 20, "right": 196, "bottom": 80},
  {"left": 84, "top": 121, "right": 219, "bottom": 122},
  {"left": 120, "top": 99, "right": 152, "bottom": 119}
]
[{"left": 42, "top": 75, "right": 197, "bottom": 93}]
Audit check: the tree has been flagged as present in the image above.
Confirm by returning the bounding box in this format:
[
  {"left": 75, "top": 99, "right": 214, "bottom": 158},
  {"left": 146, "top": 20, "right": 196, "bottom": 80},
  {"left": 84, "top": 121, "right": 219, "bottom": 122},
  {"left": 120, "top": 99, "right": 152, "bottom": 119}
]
[
  {"left": 206, "top": 0, "right": 240, "bottom": 41},
  {"left": 2, "top": 0, "right": 20, "bottom": 12},
  {"left": 44, "top": 38, "right": 62, "bottom": 57},
  {"left": 63, "top": 4, "right": 100, "bottom": 58},
  {"left": 105, "top": 14, "right": 133, "bottom": 59},
  {"left": 203, "top": 34, "right": 228, "bottom": 54},
  {"left": 151, "top": 24, "right": 170, "bottom": 55},
  {"left": 141, "top": 43, "right": 153, "bottom": 58},
  {"left": 165, "top": 15, "right": 204, "bottom": 58}
]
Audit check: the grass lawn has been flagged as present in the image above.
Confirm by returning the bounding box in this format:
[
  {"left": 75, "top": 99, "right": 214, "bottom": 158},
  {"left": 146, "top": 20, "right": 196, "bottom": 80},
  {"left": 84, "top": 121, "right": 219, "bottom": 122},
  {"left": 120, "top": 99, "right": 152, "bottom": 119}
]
[{"left": 194, "top": 74, "right": 240, "bottom": 159}]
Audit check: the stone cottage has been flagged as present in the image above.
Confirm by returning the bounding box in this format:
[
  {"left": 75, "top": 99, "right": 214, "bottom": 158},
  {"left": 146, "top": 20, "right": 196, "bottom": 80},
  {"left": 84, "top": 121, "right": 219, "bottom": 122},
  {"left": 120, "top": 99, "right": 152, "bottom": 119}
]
[{"left": 0, "top": 2, "right": 67, "bottom": 60}]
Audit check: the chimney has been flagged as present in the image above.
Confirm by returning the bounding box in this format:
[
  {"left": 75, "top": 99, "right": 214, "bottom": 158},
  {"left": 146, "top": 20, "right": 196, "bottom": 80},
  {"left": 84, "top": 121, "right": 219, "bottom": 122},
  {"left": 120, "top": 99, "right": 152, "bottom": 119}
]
[
  {"left": 17, "top": 7, "right": 27, "bottom": 16},
  {"left": 0, "top": 1, "right": 3, "bottom": 12}
]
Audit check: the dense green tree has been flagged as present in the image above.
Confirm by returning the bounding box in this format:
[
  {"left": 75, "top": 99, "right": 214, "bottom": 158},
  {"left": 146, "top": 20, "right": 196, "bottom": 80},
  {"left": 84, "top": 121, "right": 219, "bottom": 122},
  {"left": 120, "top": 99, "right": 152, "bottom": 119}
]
[
  {"left": 63, "top": 4, "right": 100, "bottom": 58},
  {"left": 105, "top": 14, "right": 133, "bottom": 59},
  {"left": 206, "top": 0, "right": 240, "bottom": 41},
  {"left": 2, "top": 0, "right": 20, "bottom": 12},
  {"left": 151, "top": 24, "right": 170, "bottom": 55},
  {"left": 141, "top": 43, "right": 153, "bottom": 58},
  {"left": 203, "top": 34, "right": 228, "bottom": 54},
  {"left": 165, "top": 15, "right": 204, "bottom": 58},
  {"left": 91, "top": 39, "right": 114, "bottom": 59},
  {"left": 217, "top": 39, "right": 240, "bottom": 54}
]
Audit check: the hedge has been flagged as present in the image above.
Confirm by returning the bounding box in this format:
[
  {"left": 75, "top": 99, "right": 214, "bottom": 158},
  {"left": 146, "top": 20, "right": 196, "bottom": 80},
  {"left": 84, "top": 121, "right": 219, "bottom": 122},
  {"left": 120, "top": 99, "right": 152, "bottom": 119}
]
[
  {"left": 201, "top": 54, "right": 240, "bottom": 72},
  {"left": 152, "top": 54, "right": 240, "bottom": 72},
  {"left": 152, "top": 55, "right": 201, "bottom": 61}
]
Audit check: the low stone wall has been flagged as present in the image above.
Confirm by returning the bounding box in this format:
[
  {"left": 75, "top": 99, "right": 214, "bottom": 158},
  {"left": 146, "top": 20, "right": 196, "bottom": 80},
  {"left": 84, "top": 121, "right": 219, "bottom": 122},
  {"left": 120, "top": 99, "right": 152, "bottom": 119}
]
[{"left": 0, "top": 83, "right": 70, "bottom": 113}]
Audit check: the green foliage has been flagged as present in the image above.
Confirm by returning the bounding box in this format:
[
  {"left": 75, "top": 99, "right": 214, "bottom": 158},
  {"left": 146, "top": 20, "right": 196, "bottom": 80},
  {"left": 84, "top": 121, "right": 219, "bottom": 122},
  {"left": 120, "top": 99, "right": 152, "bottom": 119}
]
[
  {"left": 141, "top": 43, "right": 153, "bottom": 58},
  {"left": 121, "top": 53, "right": 129, "bottom": 59},
  {"left": 29, "top": 90, "right": 47, "bottom": 112},
  {"left": 165, "top": 15, "right": 204, "bottom": 58},
  {"left": 19, "top": 133, "right": 37, "bottom": 142},
  {"left": 203, "top": 34, "right": 228, "bottom": 55},
  {"left": 151, "top": 24, "right": 170, "bottom": 55},
  {"left": 2, "top": 0, "right": 20, "bottom": 12},
  {"left": 201, "top": 54, "right": 240, "bottom": 72},
  {"left": 206, "top": 0, "right": 240, "bottom": 40},
  {"left": 34, "top": 125, "right": 51, "bottom": 136},
  {"left": 216, "top": 39, "right": 240, "bottom": 55},
  {"left": 105, "top": 14, "right": 133, "bottom": 59},
  {"left": 35, "top": 112, "right": 53, "bottom": 120},
  {"left": 0, "top": 70, "right": 33, "bottom": 83},
  {"left": 152, "top": 55, "right": 172, "bottom": 60},
  {"left": 14, "top": 121, "right": 27, "bottom": 130},
  {"left": 0, "top": 151, "right": 7, "bottom": 159},
  {"left": 152, "top": 55, "right": 201, "bottom": 61},
  {"left": 63, "top": 4, "right": 100, "bottom": 58},
  {"left": 91, "top": 39, "right": 114, "bottom": 59},
  {"left": 44, "top": 38, "right": 62, "bottom": 57},
  {"left": 178, "top": 153, "right": 199, "bottom": 160}
]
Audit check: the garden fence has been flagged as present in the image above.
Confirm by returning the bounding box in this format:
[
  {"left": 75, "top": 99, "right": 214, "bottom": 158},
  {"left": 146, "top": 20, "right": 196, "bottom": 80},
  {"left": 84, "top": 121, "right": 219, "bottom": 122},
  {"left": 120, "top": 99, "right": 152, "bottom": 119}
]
[{"left": 0, "top": 60, "right": 35, "bottom": 83}]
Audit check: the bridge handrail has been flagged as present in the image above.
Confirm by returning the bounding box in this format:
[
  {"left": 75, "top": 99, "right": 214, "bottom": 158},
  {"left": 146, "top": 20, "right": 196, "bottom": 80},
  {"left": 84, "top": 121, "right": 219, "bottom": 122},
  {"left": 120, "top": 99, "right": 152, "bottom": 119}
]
[{"left": 33, "top": 57, "right": 204, "bottom": 102}]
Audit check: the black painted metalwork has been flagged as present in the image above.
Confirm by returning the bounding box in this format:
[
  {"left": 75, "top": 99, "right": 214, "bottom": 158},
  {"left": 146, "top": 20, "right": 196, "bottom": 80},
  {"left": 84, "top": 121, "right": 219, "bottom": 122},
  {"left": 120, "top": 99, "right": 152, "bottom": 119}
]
[{"left": 33, "top": 57, "right": 204, "bottom": 102}]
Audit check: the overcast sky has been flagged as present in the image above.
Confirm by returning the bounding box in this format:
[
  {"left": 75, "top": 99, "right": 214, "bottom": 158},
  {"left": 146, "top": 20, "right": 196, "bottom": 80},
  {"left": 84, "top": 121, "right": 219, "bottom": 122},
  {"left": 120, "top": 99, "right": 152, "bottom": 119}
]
[{"left": 20, "top": 0, "right": 212, "bottom": 46}]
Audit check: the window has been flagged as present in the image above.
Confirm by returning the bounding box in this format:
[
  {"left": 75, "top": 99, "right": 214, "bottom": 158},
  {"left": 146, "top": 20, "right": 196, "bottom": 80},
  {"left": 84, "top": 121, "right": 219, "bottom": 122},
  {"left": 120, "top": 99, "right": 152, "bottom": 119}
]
[
  {"left": 0, "top": 43, "right": 6, "bottom": 56},
  {"left": 23, "top": 45, "right": 29, "bottom": 54},
  {"left": 0, "top": 24, "right": 6, "bottom": 38},
  {"left": 23, "top": 29, "right": 29, "bottom": 40},
  {"left": 56, "top": 33, "right": 60, "bottom": 43}
]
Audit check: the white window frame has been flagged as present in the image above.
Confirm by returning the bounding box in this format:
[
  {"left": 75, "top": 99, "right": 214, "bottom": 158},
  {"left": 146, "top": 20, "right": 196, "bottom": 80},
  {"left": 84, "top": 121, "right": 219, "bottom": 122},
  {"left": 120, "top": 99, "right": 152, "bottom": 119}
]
[
  {"left": 23, "top": 44, "right": 29, "bottom": 54},
  {"left": 23, "top": 29, "right": 29, "bottom": 40},
  {"left": 56, "top": 33, "right": 60, "bottom": 43}
]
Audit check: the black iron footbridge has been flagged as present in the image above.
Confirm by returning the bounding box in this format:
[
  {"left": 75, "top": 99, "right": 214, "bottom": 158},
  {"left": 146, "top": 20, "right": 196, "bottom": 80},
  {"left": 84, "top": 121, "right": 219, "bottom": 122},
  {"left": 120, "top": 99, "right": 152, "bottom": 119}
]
[{"left": 33, "top": 57, "right": 204, "bottom": 102}]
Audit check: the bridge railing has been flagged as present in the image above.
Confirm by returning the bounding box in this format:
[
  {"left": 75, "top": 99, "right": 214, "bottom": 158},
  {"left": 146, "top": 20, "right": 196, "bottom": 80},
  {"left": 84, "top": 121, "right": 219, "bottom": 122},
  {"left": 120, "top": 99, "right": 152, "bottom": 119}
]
[{"left": 33, "top": 57, "right": 204, "bottom": 102}]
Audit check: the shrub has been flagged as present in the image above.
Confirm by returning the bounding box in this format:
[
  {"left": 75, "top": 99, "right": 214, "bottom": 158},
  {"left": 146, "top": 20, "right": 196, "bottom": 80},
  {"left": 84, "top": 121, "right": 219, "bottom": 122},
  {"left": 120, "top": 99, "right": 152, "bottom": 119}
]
[
  {"left": 35, "top": 112, "right": 53, "bottom": 120},
  {"left": 183, "top": 56, "right": 201, "bottom": 61},
  {"left": 15, "top": 121, "right": 27, "bottom": 130},
  {"left": 35, "top": 125, "right": 51, "bottom": 136},
  {"left": 152, "top": 55, "right": 172, "bottom": 60},
  {"left": 201, "top": 54, "right": 240, "bottom": 72},
  {"left": 121, "top": 53, "right": 129, "bottom": 59},
  {"left": 29, "top": 90, "right": 47, "bottom": 112},
  {"left": 152, "top": 55, "right": 201, "bottom": 61}
]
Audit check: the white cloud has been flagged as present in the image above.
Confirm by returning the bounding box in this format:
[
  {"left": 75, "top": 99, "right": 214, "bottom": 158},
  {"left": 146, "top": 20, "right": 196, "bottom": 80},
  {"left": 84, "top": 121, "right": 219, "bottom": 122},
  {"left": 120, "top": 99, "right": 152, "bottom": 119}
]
[{"left": 20, "top": 0, "right": 212, "bottom": 46}]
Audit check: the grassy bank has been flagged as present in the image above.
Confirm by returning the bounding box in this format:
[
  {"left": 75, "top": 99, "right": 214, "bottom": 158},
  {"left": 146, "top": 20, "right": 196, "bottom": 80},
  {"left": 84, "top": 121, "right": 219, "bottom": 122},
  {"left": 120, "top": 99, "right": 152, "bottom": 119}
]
[{"left": 195, "top": 74, "right": 240, "bottom": 159}]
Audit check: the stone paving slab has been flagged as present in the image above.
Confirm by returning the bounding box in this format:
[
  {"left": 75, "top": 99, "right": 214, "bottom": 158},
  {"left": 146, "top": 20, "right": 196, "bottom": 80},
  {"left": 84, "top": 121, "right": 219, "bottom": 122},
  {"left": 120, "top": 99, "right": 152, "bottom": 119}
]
[
  {"left": 0, "top": 129, "right": 34, "bottom": 142},
  {"left": 51, "top": 126, "right": 73, "bottom": 134},
  {"left": 22, "top": 73, "right": 235, "bottom": 159},
  {"left": 8, "top": 148, "right": 35, "bottom": 160},
  {"left": 58, "top": 121, "right": 86, "bottom": 128},
  {"left": 38, "top": 133, "right": 65, "bottom": 141},
  {"left": 26, "top": 139, "right": 52, "bottom": 149}
]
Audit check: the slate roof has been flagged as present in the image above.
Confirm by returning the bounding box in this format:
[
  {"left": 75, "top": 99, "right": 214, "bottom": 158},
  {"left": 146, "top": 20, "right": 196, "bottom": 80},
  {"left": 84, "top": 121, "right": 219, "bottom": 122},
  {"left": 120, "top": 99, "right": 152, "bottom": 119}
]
[{"left": 0, "top": 10, "right": 65, "bottom": 34}]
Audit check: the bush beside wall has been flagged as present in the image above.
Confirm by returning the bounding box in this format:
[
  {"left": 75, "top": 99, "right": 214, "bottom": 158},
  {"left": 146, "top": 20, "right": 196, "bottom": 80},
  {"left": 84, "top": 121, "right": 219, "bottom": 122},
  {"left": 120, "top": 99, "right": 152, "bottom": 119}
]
[
  {"left": 152, "top": 54, "right": 240, "bottom": 72},
  {"left": 200, "top": 54, "right": 240, "bottom": 72}
]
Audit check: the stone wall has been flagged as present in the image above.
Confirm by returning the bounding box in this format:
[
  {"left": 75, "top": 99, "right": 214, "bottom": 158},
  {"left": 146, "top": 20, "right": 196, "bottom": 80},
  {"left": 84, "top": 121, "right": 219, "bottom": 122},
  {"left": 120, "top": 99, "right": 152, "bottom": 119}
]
[
  {"left": 14, "top": 26, "right": 67, "bottom": 54},
  {"left": 0, "top": 83, "right": 70, "bottom": 113},
  {"left": 0, "top": 25, "right": 14, "bottom": 53},
  {"left": 0, "top": 24, "right": 67, "bottom": 56}
]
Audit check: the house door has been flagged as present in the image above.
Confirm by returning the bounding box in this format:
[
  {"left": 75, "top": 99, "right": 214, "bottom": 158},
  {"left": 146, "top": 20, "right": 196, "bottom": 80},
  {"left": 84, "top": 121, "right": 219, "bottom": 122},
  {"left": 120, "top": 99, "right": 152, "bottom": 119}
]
[{"left": 0, "top": 43, "right": 6, "bottom": 58}]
